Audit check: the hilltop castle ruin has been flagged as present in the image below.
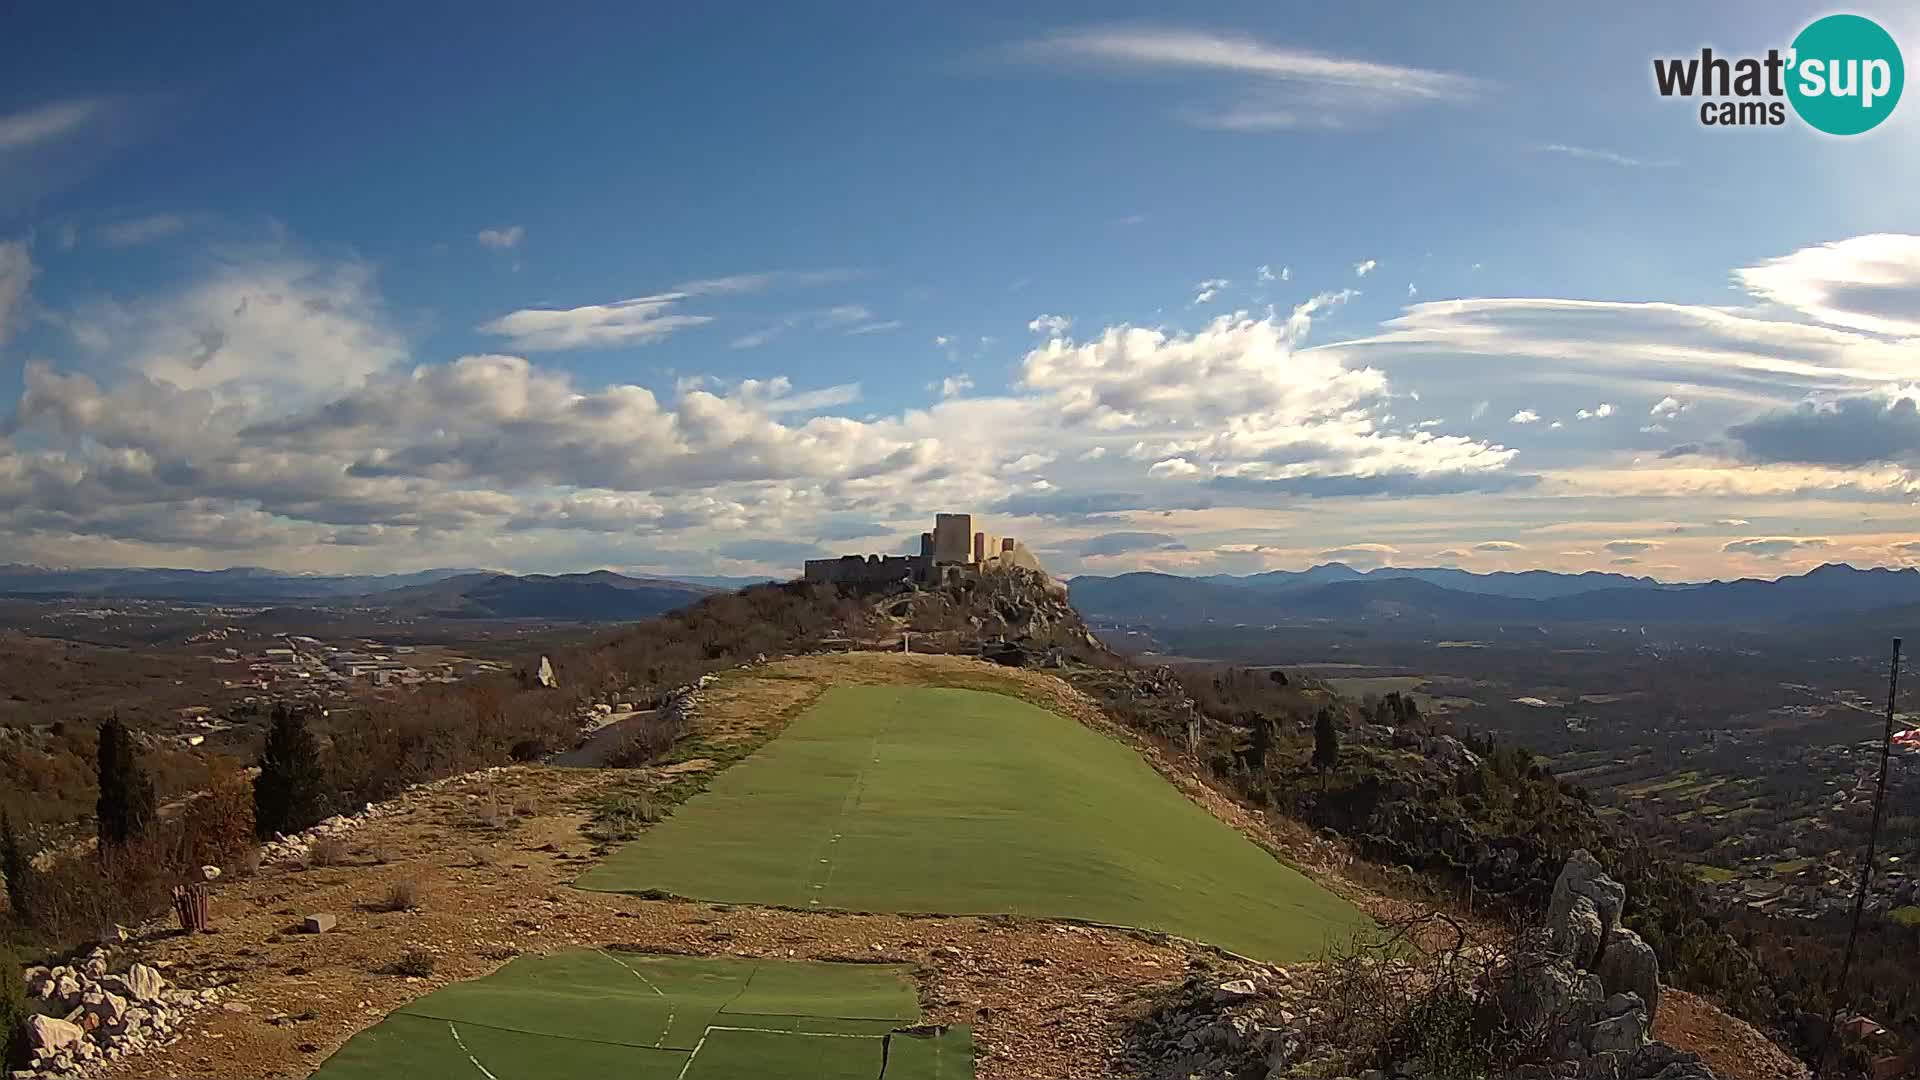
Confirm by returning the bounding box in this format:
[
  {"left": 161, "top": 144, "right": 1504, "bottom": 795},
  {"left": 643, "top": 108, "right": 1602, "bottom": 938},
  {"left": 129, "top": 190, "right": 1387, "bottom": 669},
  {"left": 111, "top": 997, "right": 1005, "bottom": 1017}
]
[{"left": 803, "top": 512, "right": 1043, "bottom": 587}]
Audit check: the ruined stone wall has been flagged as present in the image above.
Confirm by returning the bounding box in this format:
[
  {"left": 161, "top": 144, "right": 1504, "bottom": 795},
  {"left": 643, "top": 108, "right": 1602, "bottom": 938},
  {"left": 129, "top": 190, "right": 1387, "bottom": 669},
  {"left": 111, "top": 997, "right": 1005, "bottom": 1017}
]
[{"left": 802, "top": 553, "right": 925, "bottom": 586}]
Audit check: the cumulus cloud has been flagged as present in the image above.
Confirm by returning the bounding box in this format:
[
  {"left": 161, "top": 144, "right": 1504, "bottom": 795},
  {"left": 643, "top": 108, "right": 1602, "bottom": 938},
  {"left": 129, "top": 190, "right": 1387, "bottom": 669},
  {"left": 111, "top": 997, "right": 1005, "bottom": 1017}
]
[
  {"left": 1473, "top": 540, "right": 1523, "bottom": 551},
  {"left": 1734, "top": 233, "right": 1920, "bottom": 337},
  {"left": 1028, "top": 313, "right": 1072, "bottom": 335},
  {"left": 1575, "top": 403, "right": 1614, "bottom": 420},
  {"left": 1650, "top": 396, "right": 1687, "bottom": 418},
  {"left": 1510, "top": 409, "right": 1540, "bottom": 424},
  {"left": 934, "top": 374, "right": 973, "bottom": 399},
  {"left": 1722, "top": 536, "right": 1831, "bottom": 557},
  {"left": 1353, "top": 259, "right": 1376, "bottom": 278},
  {"left": 1020, "top": 26, "right": 1479, "bottom": 130},
  {"left": 1604, "top": 539, "right": 1659, "bottom": 554},
  {"left": 1728, "top": 386, "right": 1920, "bottom": 465},
  {"left": 476, "top": 225, "right": 525, "bottom": 249}
]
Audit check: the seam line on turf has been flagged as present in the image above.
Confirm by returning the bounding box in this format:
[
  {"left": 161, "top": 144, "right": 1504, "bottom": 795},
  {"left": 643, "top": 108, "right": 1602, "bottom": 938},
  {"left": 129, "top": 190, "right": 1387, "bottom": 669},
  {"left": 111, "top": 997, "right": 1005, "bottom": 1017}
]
[
  {"left": 597, "top": 948, "right": 675, "bottom": 1048},
  {"left": 401, "top": 1012, "right": 695, "bottom": 1052},
  {"left": 447, "top": 1022, "right": 503, "bottom": 1080}
]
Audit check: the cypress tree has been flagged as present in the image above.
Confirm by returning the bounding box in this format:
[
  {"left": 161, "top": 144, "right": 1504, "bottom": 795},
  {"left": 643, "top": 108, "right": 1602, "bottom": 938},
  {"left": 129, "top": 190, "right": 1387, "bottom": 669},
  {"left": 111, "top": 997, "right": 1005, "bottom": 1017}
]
[
  {"left": 1313, "top": 708, "right": 1340, "bottom": 771},
  {"left": 95, "top": 716, "right": 157, "bottom": 849},
  {"left": 1, "top": 811, "right": 31, "bottom": 925},
  {"left": 254, "top": 704, "right": 329, "bottom": 838}
]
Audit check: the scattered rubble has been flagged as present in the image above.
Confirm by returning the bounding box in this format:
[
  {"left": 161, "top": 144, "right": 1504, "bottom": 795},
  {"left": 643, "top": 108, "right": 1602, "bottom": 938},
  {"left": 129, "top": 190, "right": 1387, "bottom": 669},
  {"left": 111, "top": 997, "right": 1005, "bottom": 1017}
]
[{"left": 18, "top": 953, "right": 222, "bottom": 1078}]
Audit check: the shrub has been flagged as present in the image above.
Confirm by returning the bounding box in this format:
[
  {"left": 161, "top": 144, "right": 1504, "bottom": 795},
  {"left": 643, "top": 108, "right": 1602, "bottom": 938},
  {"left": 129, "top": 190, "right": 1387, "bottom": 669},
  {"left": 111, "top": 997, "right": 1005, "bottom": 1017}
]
[
  {"left": 96, "top": 717, "right": 157, "bottom": 850},
  {"left": 512, "top": 793, "right": 539, "bottom": 818},
  {"left": 307, "top": 837, "right": 350, "bottom": 868},
  {"left": 180, "top": 768, "right": 256, "bottom": 870},
  {"left": 390, "top": 946, "right": 436, "bottom": 977},
  {"left": 380, "top": 878, "right": 425, "bottom": 912},
  {"left": 589, "top": 790, "right": 660, "bottom": 841},
  {"left": 604, "top": 713, "right": 687, "bottom": 769},
  {"left": 254, "top": 704, "right": 329, "bottom": 839}
]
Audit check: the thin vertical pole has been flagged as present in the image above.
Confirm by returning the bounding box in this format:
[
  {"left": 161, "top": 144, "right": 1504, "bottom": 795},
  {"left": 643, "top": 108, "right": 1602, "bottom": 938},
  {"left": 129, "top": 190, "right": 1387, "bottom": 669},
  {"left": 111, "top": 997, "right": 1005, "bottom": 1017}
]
[{"left": 1813, "top": 637, "right": 1901, "bottom": 1080}]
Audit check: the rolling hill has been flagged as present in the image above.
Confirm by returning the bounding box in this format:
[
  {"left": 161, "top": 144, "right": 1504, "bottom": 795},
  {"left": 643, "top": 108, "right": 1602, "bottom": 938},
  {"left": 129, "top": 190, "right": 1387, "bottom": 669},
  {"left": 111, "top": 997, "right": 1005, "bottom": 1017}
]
[{"left": 357, "top": 570, "right": 716, "bottom": 620}]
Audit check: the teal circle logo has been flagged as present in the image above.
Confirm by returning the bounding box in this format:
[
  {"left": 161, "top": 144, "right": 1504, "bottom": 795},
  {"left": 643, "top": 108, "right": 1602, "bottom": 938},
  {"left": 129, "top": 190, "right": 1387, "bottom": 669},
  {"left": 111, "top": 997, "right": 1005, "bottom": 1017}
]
[{"left": 1787, "top": 14, "right": 1903, "bottom": 134}]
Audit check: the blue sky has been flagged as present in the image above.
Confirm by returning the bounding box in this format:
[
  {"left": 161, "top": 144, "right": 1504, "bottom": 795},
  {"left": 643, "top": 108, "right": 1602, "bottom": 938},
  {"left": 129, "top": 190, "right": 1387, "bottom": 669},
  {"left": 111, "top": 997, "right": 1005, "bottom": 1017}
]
[{"left": 3, "top": 1, "right": 1918, "bottom": 579}]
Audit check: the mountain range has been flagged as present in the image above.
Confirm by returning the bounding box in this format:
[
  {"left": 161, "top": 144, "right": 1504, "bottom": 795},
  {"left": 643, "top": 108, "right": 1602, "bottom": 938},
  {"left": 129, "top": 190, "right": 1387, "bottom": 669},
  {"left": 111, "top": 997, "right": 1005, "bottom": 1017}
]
[{"left": 1066, "top": 562, "right": 1920, "bottom": 629}]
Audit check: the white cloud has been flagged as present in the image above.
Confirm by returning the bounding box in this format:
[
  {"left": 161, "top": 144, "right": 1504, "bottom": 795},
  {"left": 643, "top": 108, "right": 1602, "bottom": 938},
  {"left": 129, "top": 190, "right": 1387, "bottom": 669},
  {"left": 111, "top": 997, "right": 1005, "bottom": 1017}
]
[
  {"left": 935, "top": 374, "right": 973, "bottom": 399},
  {"left": 732, "top": 304, "right": 876, "bottom": 349},
  {"left": 0, "top": 99, "right": 102, "bottom": 152},
  {"left": 1473, "top": 540, "right": 1524, "bottom": 552},
  {"left": 1604, "top": 539, "right": 1660, "bottom": 554},
  {"left": 1575, "top": 402, "right": 1615, "bottom": 420},
  {"left": 1510, "top": 409, "right": 1540, "bottom": 424},
  {"left": 63, "top": 254, "right": 407, "bottom": 401},
  {"left": 1407, "top": 282, "right": 1418, "bottom": 297},
  {"left": 1148, "top": 457, "right": 1201, "bottom": 478},
  {"left": 96, "top": 214, "right": 189, "bottom": 247},
  {"left": 1078, "top": 446, "right": 1108, "bottom": 461},
  {"left": 1191, "top": 278, "right": 1229, "bottom": 305},
  {"left": 1353, "top": 259, "right": 1377, "bottom": 278},
  {"left": 1734, "top": 233, "right": 1920, "bottom": 337},
  {"left": 1715, "top": 518, "right": 1750, "bottom": 527},
  {"left": 476, "top": 225, "right": 525, "bottom": 249},
  {"left": 1723, "top": 536, "right": 1831, "bottom": 557},
  {"left": 1006, "top": 452, "right": 1056, "bottom": 473},
  {"left": 848, "top": 320, "right": 901, "bottom": 335},
  {"left": 1028, "top": 313, "right": 1072, "bottom": 336},
  {"left": 484, "top": 292, "right": 708, "bottom": 350},
  {"left": 1537, "top": 144, "right": 1670, "bottom": 168},
  {"left": 1025, "top": 27, "right": 1479, "bottom": 130},
  {"left": 1256, "top": 265, "right": 1276, "bottom": 283},
  {"left": 1650, "top": 396, "right": 1687, "bottom": 418}
]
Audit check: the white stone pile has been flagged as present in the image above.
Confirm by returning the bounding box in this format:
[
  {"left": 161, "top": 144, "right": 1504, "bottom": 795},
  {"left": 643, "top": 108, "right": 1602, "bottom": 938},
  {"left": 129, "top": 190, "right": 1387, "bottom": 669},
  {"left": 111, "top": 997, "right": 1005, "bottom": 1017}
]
[
  {"left": 256, "top": 765, "right": 512, "bottom": 865},
  {"left": 17, "top": 953, "right": 223, "bottom": 1078}
]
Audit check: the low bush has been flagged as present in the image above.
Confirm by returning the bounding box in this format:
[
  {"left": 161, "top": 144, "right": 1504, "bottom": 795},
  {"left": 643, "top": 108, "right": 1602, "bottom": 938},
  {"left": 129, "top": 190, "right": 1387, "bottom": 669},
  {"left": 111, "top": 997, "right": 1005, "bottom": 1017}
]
[
  {"left": 380, "top": 878, "right": 425, "bottom": 913},
  {"left": 589, "top": 790, "right": 660, "bottom": 842},
  {"left": 390, "top": 946, "right": 436, "bottom": 978},
  {"left": 306, "top": 837, "right": 350, "bottom": 868}
]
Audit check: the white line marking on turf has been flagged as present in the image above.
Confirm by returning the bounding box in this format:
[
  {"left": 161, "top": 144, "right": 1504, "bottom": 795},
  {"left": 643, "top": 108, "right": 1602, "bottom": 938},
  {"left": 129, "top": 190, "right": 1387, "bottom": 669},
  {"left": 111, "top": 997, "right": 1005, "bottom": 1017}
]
[
  {"left": 448, "top": 1022, "right": 502, "bottom": 1080},
  {"left": 675, "top": 1023, "right": 888, "bottom": 1079},
  {"left": 598, "top": 948, "right": 674, "bottom": 1048}
]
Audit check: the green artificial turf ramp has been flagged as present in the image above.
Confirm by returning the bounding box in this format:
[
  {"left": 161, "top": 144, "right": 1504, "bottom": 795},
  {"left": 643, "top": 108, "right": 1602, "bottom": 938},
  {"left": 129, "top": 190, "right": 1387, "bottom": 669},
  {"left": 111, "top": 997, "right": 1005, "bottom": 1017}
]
[
  {"left": 308, "top": 952, "right": 967, "bottom": 1080},
  {"left": 577, "top": 685, "right": 1371, "bottom": 962}
]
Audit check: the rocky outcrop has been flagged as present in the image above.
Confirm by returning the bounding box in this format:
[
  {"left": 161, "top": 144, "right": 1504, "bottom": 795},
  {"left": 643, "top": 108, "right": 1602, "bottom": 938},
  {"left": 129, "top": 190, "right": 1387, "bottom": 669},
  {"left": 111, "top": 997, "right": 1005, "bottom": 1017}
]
[
  {"left": 19, "top": 950, "right": 224, "bottom": 1077},
  {"left": 1548, "top": 848, "right": 1625, "bottom": 970}
]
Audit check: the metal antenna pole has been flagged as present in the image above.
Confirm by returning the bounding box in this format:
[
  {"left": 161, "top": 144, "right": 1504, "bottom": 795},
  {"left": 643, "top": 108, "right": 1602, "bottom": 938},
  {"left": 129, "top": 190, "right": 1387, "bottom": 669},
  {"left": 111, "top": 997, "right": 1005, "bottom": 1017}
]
[{"left": 1813, "top": 637, "right": 1901, "bottom": 1080}]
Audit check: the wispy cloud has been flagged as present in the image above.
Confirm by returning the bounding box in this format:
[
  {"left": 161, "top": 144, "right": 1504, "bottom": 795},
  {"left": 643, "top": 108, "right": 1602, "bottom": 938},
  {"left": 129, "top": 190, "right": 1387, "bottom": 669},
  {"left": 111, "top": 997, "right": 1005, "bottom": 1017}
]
[
  {"left": 1191, "top": 278, "right": 1229, "bottom": 305},
  {"left": 484, "top": 270, "right": 855, "bottom": 351},
  {"left": 96, "top": 213, "right": 190, "bottom": 247},
  {"left": 476, "top": 225, "right": 525, "bottom": 249},
  {"left": 0, "top": 99, "right": 103, "bottom": 152},
  {"left": 1353, "top": 259, "right": 1376, "bottom": 277},
  {"left": 1020, "top": 26, "right": 1480, "bottom": 130},
  {"left": 1537, "top": 144, "right": 1672, "bottom": 168}
]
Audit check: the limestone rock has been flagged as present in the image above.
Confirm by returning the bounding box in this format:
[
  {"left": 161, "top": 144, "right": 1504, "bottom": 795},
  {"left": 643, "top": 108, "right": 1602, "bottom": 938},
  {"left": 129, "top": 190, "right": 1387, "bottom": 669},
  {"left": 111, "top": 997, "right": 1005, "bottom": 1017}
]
[
  {"left": 1549, "top": 849, "right": 1625, "bottom": 969},
  {"left": 27, "top": 1014, "right": 87, "bottom": 1053},
  {"left": 1588, "top": 1008, "right": 1650, "bottom": 1054},
  {"left": 1212, "top": 978, "right": 1259, "bottom": 1004},
  {"left": 536, "top": 655, "right": 557, "bottom": 688},
  {"left": 1595, "top": 927, "right": 1661, "bottom": 1022},
  {"left": 121, "top": 963, "right": 166, "bottom": 1004},
  {"left": 1501, "top": 960, "right": 1603, "bottom": 1039},
  {"left": 303, "top": 912, "right": 337, "bottom": 933}
]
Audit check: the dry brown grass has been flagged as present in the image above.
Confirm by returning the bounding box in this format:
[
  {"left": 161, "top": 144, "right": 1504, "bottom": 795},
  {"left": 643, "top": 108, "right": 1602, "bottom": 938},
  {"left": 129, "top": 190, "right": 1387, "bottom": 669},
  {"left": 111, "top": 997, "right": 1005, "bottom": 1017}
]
[
  {"left": 306, "top": 836, "right": 350, "bottom": 868},
  {"left": 379, "top": 877, "right": 426, "bottom": 912}
]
